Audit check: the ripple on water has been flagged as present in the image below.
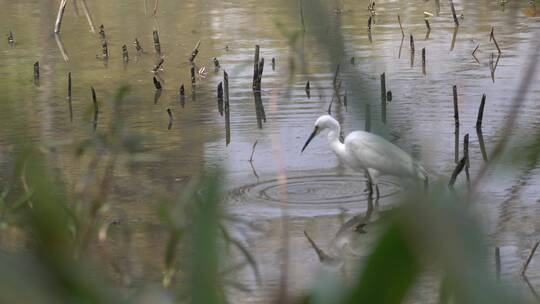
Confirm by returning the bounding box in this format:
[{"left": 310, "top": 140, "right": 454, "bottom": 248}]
[{"left": 228, "top": 174, "right": 401, "bottom": 213}]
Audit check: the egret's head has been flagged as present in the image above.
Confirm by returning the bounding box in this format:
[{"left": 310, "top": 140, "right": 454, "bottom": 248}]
[{"left": 301, "top": 115, "right": 337, "bottom": 153}]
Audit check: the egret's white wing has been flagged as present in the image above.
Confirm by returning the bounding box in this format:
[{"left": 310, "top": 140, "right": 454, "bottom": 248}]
[{"left": 344, "top": 131, "right": 419, "bottom": 178}]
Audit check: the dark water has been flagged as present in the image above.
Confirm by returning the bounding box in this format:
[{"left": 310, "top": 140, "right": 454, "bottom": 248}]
[{"left": 0, "top": 0, "right": 539, "bottom": 302}]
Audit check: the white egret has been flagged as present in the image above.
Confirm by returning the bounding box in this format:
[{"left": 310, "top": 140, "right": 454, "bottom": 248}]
[{"left": 301, "top": 115, "right": 428, "bottom": 197}]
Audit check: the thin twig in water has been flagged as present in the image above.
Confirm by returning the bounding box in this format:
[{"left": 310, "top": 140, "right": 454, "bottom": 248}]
[
  {"left": 490, "top": 27, "right": 502, "bottom": 54},
  {"left": 495, "top": 247, "right": 501, "bottom": 280},
  {"left": 521, "top": 242, "right": 539, "bottom": 276},
  {"left": 249, "top": 140, "right": 258, "bottom": 163},
  {"left": 398, "top": 14, "right": 404, "bottom": 37}
]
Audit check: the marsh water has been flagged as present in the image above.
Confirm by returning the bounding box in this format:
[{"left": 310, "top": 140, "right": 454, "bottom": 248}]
[{"left": 0, "top": 0, "right": 539, "bottom": 302}]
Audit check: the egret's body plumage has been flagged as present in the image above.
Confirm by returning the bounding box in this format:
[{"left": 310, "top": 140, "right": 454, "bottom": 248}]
[{"left": 302, "top": 115, "right": 427, "bottom": 196}]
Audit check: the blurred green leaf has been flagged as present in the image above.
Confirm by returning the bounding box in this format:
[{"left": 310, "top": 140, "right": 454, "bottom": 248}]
[{"left": 344, "top": 220, "right": 420, "bottom": 304}]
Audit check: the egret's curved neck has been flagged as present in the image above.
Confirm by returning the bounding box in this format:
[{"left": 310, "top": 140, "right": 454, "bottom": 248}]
[{"left": 327, "top": 122, "right": 345, "bottom": 156}]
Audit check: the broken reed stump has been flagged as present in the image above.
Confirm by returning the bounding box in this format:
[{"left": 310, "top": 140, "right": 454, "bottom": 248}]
[
  {"left": 101, "top": 40, "right": 109, "bottom": 59},
  {"left": 179, "top": 84, "right": 186, "bottom": 107},
  {"left": 448, "top": 156, "right": 466, "bottom": 188},
  {"left": 99, "top": 24, "right": 106, "bottom": 41},
  {"left": 224, "top": 70, "right": 231, "bottom": 145},
  {"left": 380, "top": 73, "right": 387, "bottom": 124},
  {"left": 91, "top": 86, "right": 98, "bottom": 130},
  {"left": 252, "top": 45, "right": 260, "bottom": 89},
  {"left": 333, "top": 64, "right": 341, "bottom": 88},
  {"left": 190, "top": 66, "right": 196, "bottom": 85},
  {"left": 365, "top": 103, "right": 371, "bottom": 132},
  {"left": 134, "top": 38, "right": 144, "bottom": 53},
  {"left": 180, "top": 83, "right": 185, "bottom": 97},
  {"left": 153, "top": 76, "right": 162, "bottom": 90},
  {"left": 476, "top": 94, "right": 486, "bottom": 129},
  {"left": 8, "top": 30, "right": 14, "bottom": 44},
  {"left": 122, "top": 45, "right": 129, "bottom": 63},
  {"left": 256, "top": 57, "right": 264, "bottom": 90},
  {"left": 490, "top": 27, "right": 502, "bottom": 54},
  {"left": 54, "top": 0, "right": 68, "bottom": 34},
  {"left": 410, "top": 34, "right": 415, "bottom": 53},
  {"left": 68, "top": 72, "right": 72, "bottom": 99},
  {"left": 213, "top": 57, "right": 220, "bottom": 71},
  {"left": 189, "top": 40, "right": 201, "bottom": 62},
  {"left": 33, "top": 61, "right": 40, "bottom": 82},
  {"left": 464, "top": 133, "right": 470, "bottom": 182},
  {"left": 299, "top": 0, "right": 305, "bottom": 32},
  {"left": 305, "top": 80, "right": 310, "bottom": 98},
  {"left": 253, "top": 90, "right": 265, "bottom": 129},
  {"left": 422, "top": 48, "right": 426, "bottom": 74},
  {"left": 398, "top": 14, "right": 404, "bottom": 37},
  {"left": 455, "top": 124, "right": 460, "bottom": 164},
  {"left": 495, "top": 247, "right": 501, "bottom": 280},
  {"left": 521, "top": 242, "right": 539, "bottom": 276},
  {"left": 153, "top": 30, "right": 161, "bottom": 55},
  {"left": 476, "top": 127, "right": 488, "bottom": 162},
  {"left": 449, "top": 0, "right": 459, "bottom": 26},
  {"left": 271, "top": 57, "right": 276, "bottom": 70},
  {"left": 224, "top": 70, "right": 230, "bottom": 105},
  {"left": 167, "top": 108, "right": 173, "bottom": 130},
  {"left": 453, "top": 85, "right": 459, "bottom": 126},
  {"left": 98, "top": 25, "right": 108, "bottom": 59},
  {"left": 450, "top": 26, "right": 459, "bottom": 52},
  {"left": 399, "top": 35, "right": 404, "bottom": 58},
  {"left": 68, "top": 73, "right": 73, "bottom": 122},
  {"left": 217, "top": 82, "right": 223, "bottom": 115},
  {"left": 153, "top": 58, "right": 164, "bottom": 73}
]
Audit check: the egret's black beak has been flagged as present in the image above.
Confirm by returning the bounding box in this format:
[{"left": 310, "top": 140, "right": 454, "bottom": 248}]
[{"left": 301, "top": 127, "right": 319, "bottom": 153}]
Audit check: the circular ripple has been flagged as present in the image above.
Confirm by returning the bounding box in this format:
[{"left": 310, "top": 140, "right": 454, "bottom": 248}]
[{"left": 229, "top": 174, "right": 401, "bottom": 208}]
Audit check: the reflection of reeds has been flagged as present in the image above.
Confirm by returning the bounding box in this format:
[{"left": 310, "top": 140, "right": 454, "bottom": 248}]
[{"left": 80, "top": 0, "right": 96, "bottom": 33}]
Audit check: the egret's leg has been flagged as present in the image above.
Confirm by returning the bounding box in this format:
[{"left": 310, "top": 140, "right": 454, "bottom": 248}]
[
  {"left": 364, "top": 169, "right": 374, "bottom": 197},
  {"left": 367, "top": 169, "right": 380, "bottom": 199}
]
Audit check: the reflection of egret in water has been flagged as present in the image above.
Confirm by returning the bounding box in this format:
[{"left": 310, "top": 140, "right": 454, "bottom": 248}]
[
  {"left": 303, "top": 195, "right": 384, "bottom": 266},
  {"left": 301, "top": 115, "right": 428, "bottom": 198}
]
